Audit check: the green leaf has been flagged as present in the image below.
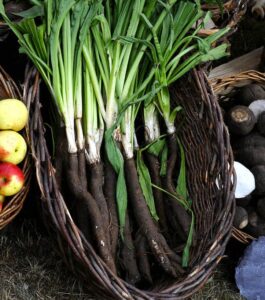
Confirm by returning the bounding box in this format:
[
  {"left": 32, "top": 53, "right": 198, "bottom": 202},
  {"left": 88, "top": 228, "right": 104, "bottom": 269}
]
[
  {"left": 137, "top": 151, "right": 159, "bottom": 221},
  {"left": 182, "top": 211, "right": 194, "bottom": 267},
  {"left": 176, "top": 138, "right": 187, "bottom": 201},
  {"left": 13, "top": 5, "right": 44, "bottom": 18},
  {"left": 169, "top": 105, "right": 182, "bottom": 124},
  {"left": 105, "top": 128, "right": 127, "bottom": 237},
  {"left": 160, "top": 142, "right": 168, "bottom": 176},
  {"left": 148, "top": 138, "right": 165, "bottom": 157}
]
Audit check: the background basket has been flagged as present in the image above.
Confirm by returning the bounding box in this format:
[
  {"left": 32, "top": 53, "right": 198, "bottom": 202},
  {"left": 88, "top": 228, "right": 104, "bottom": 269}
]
[
  {"left": 210, "top": 70, "right": 265, "bottom": 244},
  {"left": 26, "top": 65, "right": 235, "bottom": 299},
  {"left": 0, "top": 66, "right": 31, "bottom": 230}
]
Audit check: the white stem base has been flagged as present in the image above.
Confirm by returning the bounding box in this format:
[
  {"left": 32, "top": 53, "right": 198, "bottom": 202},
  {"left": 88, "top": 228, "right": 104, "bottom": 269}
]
[
  {"left": 75, "top": 118, "right": 84, "bottom": 150},
  {"left": 85, "top": 129, "right": 103, "bottom": 164},
  {"left": 165, "top": 120, "right": 176, "bottom": 135},
  {"left": 66, "top": 126, "right": 77, "bottom": 153},
  {"left": 145, "top": 114, "right": 161, "bottom": 143}
]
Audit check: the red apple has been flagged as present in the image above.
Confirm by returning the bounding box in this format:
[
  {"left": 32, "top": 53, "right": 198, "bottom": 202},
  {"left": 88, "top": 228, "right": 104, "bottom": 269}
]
[{"left": 0, "top": 162, "right": 24, "bottom": 196}]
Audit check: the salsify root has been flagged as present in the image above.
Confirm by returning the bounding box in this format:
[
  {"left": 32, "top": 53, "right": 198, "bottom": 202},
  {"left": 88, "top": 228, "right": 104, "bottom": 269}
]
[
  {"left": 104, "top": 158, "right": 119, "bottom": 259},
  {"left": 135, "top": 234, "right": 153, "bottom": 284},
  {"left": 120, "top": 213, "right": 141, "bottom": 284},
  {"left": 125, "top": 158, "right": 184, "bottom": 277},
  {"left": 66, "top": 152, "right": 116, "bottom": 273},
  {"left": 164, "top": 132, "right": 193, "bottom": 239},
  {"left": 145, "top": 152, "right": 169, "bottom": 236}
]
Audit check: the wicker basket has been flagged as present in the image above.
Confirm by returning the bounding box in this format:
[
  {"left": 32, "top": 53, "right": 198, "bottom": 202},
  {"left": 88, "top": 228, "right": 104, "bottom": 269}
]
[
  {"left": 202, "top": 0, "right": 248, "bottom": 29},
  {"left": 0, "top": 66, "right": 31, "bottom": 230},
  {"left": 26, "top": 65, "right": 235, "bottom": 299},
  {"left": 210, "top": 70, "right": 265, "bottom": 244}
]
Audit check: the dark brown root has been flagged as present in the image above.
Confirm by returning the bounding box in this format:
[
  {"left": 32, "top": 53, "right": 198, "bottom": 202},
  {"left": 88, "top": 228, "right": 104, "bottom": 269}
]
[
  {"left": 104, "top": 158, "right": 119, "bottom": 258},
  {"left": 120, "top": 214, "right": 141, "bottom": 284},
  {"left": 135, "top": 235, "right": 153, "bottom": 284},
  {"left": 88, "top": 161, "right": 110, "bottom": 241},
  {"left": 145, "top": 152, "right": 169, "bottom": 236},
  {"left": 66, "top": 152, "right": 116, "bottom": 273},
  {"left": 125, "top": 158, "right": 184, "bottom": 277},
  {"left": 165, "top": 132, "right": 193, "bottom": 239}
]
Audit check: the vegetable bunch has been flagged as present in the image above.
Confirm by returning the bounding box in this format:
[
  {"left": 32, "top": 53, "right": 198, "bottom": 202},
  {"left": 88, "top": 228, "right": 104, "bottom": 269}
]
[{"left": 0, "top": 0, "right": 229, "bottom": 283}]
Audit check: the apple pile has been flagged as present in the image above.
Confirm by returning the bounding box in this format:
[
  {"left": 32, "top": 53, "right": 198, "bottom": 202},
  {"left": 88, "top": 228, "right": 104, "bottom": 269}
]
[{"left": 0, "top": 99, "right": 28, "bottom": 212}]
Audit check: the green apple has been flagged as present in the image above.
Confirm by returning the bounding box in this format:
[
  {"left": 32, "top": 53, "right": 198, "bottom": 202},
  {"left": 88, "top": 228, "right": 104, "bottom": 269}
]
[
  {"left": 0, "top": 131, "right": 27, "bottom": 164},
  {"left": 0, "top": 162, "right": 24, "bottom": 196},
  {"left": 0, "top": 99, "right": 28, "bottom": 131}
]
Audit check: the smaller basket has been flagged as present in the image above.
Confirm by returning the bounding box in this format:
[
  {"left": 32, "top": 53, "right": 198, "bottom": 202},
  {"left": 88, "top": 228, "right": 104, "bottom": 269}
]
[
  {"left": 210, "top": 70, "right": 265, "bottom": 244},
  {"left": 202, "top": 0, "right": 248, "bottom": 30},
  {"left": 0, "top": 66, "right": 31, "bottom": 230},
  {"left": 210, "top": 70, "right": 265, "bottom": 96}
]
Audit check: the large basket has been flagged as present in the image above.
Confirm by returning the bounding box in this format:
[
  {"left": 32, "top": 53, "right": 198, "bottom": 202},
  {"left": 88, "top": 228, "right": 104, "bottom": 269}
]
[
  {"left": 0, "top": 66, "right": 31, "bottom": 230},
  {"left": 210, "top": 70, "right": 265, "bottom": 244},
  {"left": 26, "top": 65, "right": 235, "bottom": 299}
]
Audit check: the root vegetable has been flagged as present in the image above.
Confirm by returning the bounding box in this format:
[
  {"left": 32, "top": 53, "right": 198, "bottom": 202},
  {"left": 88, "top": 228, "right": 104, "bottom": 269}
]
[
  {"left": 233, "top": 206, "right": 248, "bottom": 229},
  {"left": 257, "top": 111, "right": 265, "bottom": 136},
  {"left": 246, "top": 211, "right": 265, "bottom": 237},
  {"left": 89, "top": 161, "right": 110, "bottom": 245},
  {"left": 236, "top": 195, "right": 252, "bottom": 207},
  {"left": 163, "top": 133, "right": 193, "bottom": 239},
  {"left": 251, "top": 165, "right": 265, "bottom": 196},
  {"left": 104, "top": 159, "right": 119, "bottom": 258},
  {"left": 135, "top": 235, "right": 153, "bottom": 284},
  {"left": 125, "top": 158, "right": 183, "bottom": 277},
  {"left": 236, "top": 84, "right": 265, "bottom": 106},
  {"left": 120, "top": 214, "right": 140, "bottom": 285},
  {"left": 226, "top": 105, "right": 256, "bottom": 136},
  {"left": 145, "top": 152, "right": 168, "bottom": 235},
  {"left": 257, "top": 198, "right": 265, "bottom": 219},
  {"left": 66, "top": 153, "right": 116, "bottom": 273},
  {"left": 236, "top": 147, "right": 265, "bottom": 168},
  {"left": 234, "top": 133, "right": 265, "bottom": 149}
]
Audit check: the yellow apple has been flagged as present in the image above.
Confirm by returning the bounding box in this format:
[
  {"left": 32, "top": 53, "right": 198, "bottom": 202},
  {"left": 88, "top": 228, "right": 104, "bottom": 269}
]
[
  {"left": 0, "top": 99, "right": 28, "bottom": 131},
  {"left": 0, "top": 131, "right": 27, "bottom": 164},
  {"left": 0, "top": 162, "right": 24, "bottom": 196}
]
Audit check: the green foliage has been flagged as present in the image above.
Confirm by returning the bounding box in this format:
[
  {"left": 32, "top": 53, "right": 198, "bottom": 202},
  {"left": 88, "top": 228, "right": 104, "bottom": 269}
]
[
  {"left": 136, "top": 151, "right": 159, "bottom": 221},
  {"left": 105, "top": 128, "right": 127, "bottom": 237}
]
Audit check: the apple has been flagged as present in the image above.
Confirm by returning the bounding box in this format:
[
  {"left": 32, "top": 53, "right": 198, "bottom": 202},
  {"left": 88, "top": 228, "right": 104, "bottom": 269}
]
[
  {"left": 0, "top": 99, "right": 28, "bottom": 131},
  {"left": 0, "top": 162, "right": 24, "bottom": 196},
  {"left": 0, "top": 130, "right": 27, "bottom": 165},
  {"left": 0, "top": 194, "right": 4, "bottom": 212}
]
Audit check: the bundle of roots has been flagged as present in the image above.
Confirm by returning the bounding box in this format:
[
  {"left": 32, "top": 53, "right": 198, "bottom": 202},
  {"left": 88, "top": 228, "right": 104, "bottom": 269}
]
[{"left": 26, "top": 66, "right": 235, "bottom": 299}]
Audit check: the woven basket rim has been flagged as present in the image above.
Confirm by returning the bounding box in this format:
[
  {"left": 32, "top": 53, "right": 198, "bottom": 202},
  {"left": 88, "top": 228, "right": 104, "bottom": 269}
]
[
  {"left": 0, "top": 65, "right": 31, "bottom": 230},
  {"left": 210, "top": 70, "right": 265, "bottom": 95}
]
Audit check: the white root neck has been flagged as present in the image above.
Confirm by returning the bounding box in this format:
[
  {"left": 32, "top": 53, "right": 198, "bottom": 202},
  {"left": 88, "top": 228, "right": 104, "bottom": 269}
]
[
  {"left": 66, "top": 126, "right": 77, "bottom": 153},
  {"left": 145, "top": 115, "right": 161, "bottom": 142},
  {"left": 85, "top": 129, "right": 103, "bottom": 164}
]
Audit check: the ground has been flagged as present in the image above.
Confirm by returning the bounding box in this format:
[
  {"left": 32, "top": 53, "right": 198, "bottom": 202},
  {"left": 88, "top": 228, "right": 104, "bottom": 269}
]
[{"left": 0, "top": 215, "right": 244, "bottom": 300}]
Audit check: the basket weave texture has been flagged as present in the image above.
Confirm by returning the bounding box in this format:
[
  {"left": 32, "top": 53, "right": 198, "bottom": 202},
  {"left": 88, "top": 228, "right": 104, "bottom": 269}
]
[
  {"left": 26, "top": 65, "right": 235, "bottom": 299},
  {"left": 0, "top": 66, "right": 31, "bottom": 230},
  {"left": 210, "top": 70, "right": 265, "bottom": 244}
]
